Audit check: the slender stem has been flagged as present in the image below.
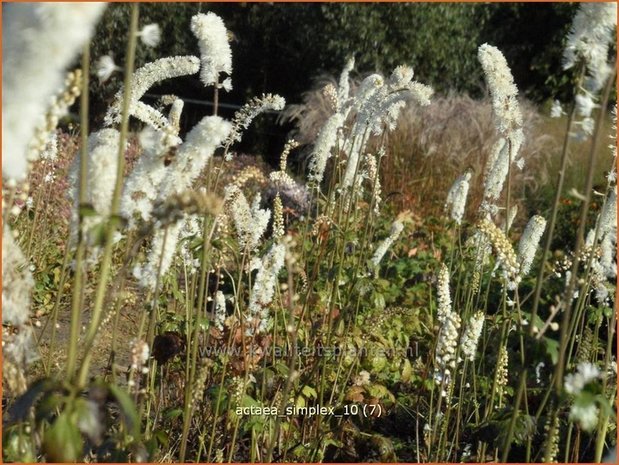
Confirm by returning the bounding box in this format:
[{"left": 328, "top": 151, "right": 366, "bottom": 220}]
[
  {"left": 65, "top": 42, "right": 91, "bottom": 379},
  {"left": 75, "top": 4, "right": 139, "bottom": 388}
]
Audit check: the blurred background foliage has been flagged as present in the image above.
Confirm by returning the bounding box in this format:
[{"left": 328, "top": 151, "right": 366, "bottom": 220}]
[{"left": 87, "top": 2, "right": 587, "bottom": 155}]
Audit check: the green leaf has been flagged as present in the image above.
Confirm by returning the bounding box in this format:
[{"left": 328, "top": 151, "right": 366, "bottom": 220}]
[
  {"left": 108, "top": 383, "right": 140, "bottom": 439},
  {"left": 302, "top": 385, "right": 318, "bottom": 399},
  {"left": 43, "top": 412, "right": 83, "bottom": 462},
  {"left": 543, "top": 337, "right": 559, "bottom": 364}
]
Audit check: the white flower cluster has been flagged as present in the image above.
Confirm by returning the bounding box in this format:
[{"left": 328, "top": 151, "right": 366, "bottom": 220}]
[
  {"left": 517, "top": 215, "right": 547, "bottom": 276},
  {"left": 445, "top": 171, "right": 471, "bottom": 224},
  {"left": 308, "top": 113, "right": 345, "bottom": 184},
  {"left": 214, "top": 291, "right": 226, "bottom": 331},
  {"left": 2, "top": 227, "right": 38, "bottom": 367},
  {"left": 320, "top": 60, "right": 432, "bottom": 192},
  {"left": 460, "top": 311, "right": 484, "bottom": 362},
  {"left": 478, "top": 44, "right": 524, "bottom": 149},
  {"left": 133, "top": 222, "right": 183, "bottom": 291},
  {"left": 225, "top": 186, "right": 271, "bottom": 251},
  {"left": 225, "top": 94, "right": 286, "bottom": 150},
  {"left": 565, "top": 362, "right": 600, "bottom": 395},
  {"left": 104, "top": 56, "right": 200, "bottom": 129},
  {"left": 247, "top": 243, "right": 286, "bottom": 335},
  {"left": 3, "top": 2, "right": 106, "bottom": 182},
  {"left": 370, "top": 220, "right": 404, "bottom": 268},
  {"left": 434, "top": 310, "right": 461, "bottom": 396},
  {"left": 68, "top": 129, "right": 123, "bottom": 246},
  {"left": 190, "top": 13, "right": 233, "bottom": 89},
  {"left": 563, "top": 3, "right": 617, "bottom": 93},
  {"left": 436, "top": 263, "right": 452, "bottom": 324}
]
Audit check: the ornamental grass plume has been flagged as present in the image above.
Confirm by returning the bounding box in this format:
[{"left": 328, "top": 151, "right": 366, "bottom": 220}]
[
  {"left": 370, "top": 220, "right": 404, "bottom": 267},
  {"left": 190, "top": 12, "right": 233, "bottom": 89},
  {"left": 517, "top": 215, "right": 547, "bottom": 276},
  {"left": 2, "top": 2, "right": 106, "bottom": 182}
]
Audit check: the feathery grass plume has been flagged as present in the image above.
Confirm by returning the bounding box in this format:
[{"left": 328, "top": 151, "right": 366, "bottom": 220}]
[
  {"left": 190, "top": 12, "right": 233, "bottom": 88},
  {"left": 308, "top": 112, "right": 344, "bottom": 184},
  {"left": 104, "top": 56, "right": 200, "bottom": 128},
  {"left": 158, "top": 115, "right": 232, "bottom": 200},
  {"left": 434, "top": 310, "right": 461, "bottom": 396},
  {"left": 225, "top": 93, "right": 286, "bottom": 152},
  {"left": 247, "top": 242, "right": 286, "bottom": 335},
  {"left": 436, "top": 263, "right": 452, "bottom": 324},
  {"left": 445, "top": 171, "right": 471, "bottom": 224},
  {"left": 563, "top": 2, "right": 617, "bottom": 93},
  {"left": 370, "top": 220, "right": 404, "bottom": 267},
  {"left": 517, "top": 215, "right": 547, "bottom": 276},
  {"left": 133, "top": 222, "right": 183, "bottom": 291},
  {"left": 477, "top": 44, "right": 524, "bottom": 149},
  {"left": 337, "top": 56, "right": 355, "bottom": 111},
  {"left": 476, "top": 218, "right": 520, "bottom": 288},
  {"left": 460, "top": 311, "right": 485, "bottom": 362},
  {"left": 2, "top": 2, "right": 106, "bottom": 182},
  {"left": 225, "top": 186, "right": 271, "bottom": 251}
]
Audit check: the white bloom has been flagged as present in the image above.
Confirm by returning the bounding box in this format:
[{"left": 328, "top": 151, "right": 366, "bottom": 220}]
[
  {"left": 436, "top": 263, "right": 452, "bottom": 324},
  {"left": 569, "top": 403, "right": 599, "bottom": 431},
  {"left": 445, "top": 171, "right": 471, "bottom": 224},
  {"left": 105, "top": 56, "right": 200, "bottom": 128},
  {"left": 158, "top": 116, "right": 232, "bottom": 200},
  {"left": 434, "top": 310, "right": 461, "bottom": 391},
  {"left": 2, "top": 226, "right": 34, "bottom": 327},
  {"left": 214, "top": 291, "right": 226, "bottom": 331},
  {"left": 226, "top": 186, "right": 271, "bottom": 251},
  {"left": 226, "top": 94, "right": 285, "bottom": 148},
  {"left": 2, "top": 2, "right": 106, "bottom": 182},
  {"left": 460, "top": 311, "right": 484, "bottom": 362},
  {"left": 139, "top": 23, "right": 161, "bottom": 48},
  {"left": 483, "top": 138, "right": 509, "bottom": 203},
  {"left": 575, "top": 94, "right": 599, "bottom": 118},
  {"left": 96, "top": 55, "right": 120, "bottom": 83},
  {"left": 478, "top": 44, "right": 523, "bottom": 139},
  {"left": 247, "top": 243, "right": 286, "bottom": 335},
  {"left": 190, "top": 12, "right": 233, "bottom": 88},
  {"left": 308, "top": 113, "right": 344, "bottom": 184},
  {"left": 550, "top": 100, "right": 564, "bottom": 118},
  {"left": 134, "top": 221, "right": 183, "bottom": 291},
  {"left": 517, "top": 215, "right": 547, "bottom": 276},
  {"left": 564, "top": 362, "right": 600, "bottom": 395},
  {"left": 598, "top": 187, "right": 617, "bottom": 238},
  {"left": 337, "top": 57, "right": 355, "bottom": 112},
  {"left": 370, "top": 220, "right": 404, "bottom": 267},
  {"left": 563, "top": 3, "right": 617, "bottom": 93}
]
